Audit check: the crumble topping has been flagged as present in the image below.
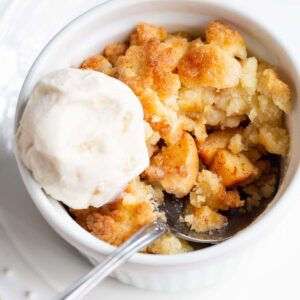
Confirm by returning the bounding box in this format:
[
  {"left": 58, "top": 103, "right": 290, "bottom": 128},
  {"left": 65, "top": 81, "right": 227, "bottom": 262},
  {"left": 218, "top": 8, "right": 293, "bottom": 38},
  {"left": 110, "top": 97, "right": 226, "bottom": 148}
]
[{"left": 70, "top": 20, "right": 291, "bottom": 254}]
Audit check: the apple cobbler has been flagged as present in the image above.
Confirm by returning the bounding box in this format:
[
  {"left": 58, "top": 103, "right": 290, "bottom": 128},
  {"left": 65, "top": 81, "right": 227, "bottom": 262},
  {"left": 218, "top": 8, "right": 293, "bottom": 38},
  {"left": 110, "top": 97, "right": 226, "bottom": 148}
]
[{"left": 70, "top": 20, "right": 291, "bottom": 254}]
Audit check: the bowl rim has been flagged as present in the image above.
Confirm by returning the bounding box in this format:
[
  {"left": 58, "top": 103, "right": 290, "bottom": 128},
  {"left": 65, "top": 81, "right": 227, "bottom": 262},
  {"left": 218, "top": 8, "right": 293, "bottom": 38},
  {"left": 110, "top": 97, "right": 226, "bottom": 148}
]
[{"left": 15, "top": 0, "right": 300, "bottom": 266}]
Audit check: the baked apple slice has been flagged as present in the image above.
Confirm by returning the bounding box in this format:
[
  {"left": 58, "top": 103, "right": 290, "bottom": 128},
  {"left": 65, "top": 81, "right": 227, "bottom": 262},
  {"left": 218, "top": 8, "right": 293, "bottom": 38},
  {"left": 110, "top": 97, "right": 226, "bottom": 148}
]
[
  {"left": 145, "top": 132, "right": 199, "bottom": 197},
  {"left": 198, "top": 128, "right": 242, "bottom": 165},
  {"left": 210, "top": 149, "right": 255, "bottom": 187}
]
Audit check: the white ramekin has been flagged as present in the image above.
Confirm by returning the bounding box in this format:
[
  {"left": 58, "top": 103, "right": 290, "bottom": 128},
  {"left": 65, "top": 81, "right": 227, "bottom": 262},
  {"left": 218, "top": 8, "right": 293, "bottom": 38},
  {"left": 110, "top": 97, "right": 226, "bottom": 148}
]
[{"left": 14, "top": 0, "right": 300, "bottom": 291}]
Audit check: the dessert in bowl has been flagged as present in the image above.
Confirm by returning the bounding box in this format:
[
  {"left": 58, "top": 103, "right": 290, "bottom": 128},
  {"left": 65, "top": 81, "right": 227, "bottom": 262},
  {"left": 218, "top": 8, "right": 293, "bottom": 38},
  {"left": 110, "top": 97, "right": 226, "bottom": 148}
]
[{"left": 14, "top": 0, "right": 300, "bottom": 291}]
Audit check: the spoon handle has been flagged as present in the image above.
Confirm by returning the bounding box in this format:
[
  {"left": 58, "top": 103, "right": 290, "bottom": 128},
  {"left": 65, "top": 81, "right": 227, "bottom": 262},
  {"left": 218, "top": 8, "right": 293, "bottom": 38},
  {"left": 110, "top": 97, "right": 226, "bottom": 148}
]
[{"left": 54, "top": 220, "right": 168, "bottom": 300}]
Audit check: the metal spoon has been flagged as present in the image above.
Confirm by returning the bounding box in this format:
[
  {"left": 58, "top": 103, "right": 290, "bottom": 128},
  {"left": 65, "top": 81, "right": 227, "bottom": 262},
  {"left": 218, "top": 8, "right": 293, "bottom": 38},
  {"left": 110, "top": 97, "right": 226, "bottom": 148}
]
[{"left": 54, "top": 190, "right": 274, "bottom": 300}]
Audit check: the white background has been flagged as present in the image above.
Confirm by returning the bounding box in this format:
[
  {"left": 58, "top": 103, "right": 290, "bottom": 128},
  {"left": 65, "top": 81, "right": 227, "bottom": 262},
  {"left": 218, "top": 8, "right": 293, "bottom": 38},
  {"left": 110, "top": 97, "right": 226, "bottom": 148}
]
[{"left": 0, "top": 1, "right": 300, "bottom": 299}]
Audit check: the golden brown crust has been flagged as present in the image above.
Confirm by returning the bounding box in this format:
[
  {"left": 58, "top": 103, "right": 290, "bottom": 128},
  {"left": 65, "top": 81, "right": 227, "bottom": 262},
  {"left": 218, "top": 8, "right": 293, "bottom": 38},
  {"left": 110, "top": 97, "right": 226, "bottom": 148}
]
[
  {"left": 178, "top": 45, "right": 241, "bottom": 89},
  {"left": 116, "top": 38, "right": 180, "bottom": 100},
  {"left": 205, "top": 20, "right": 247, "bottom": 59},
  {"left": 70, "top": 178, "right": 164, "bottom": 246},
  {"left": 138, "top": 89, "right": 180, "bottom": 143},
  {"left": 80, "top": 55, "right": 118, "bottom": 77},
  {"left": 71, "top": 193, "right": 156, "bottom": 247},
  {"left": 104, "top": 42, "right": 129, "bottom": 64},
  {"left": 130, "top": 23, "right": 168, "bottom": 45},
  {"left": 164, "top": 34, "right": 189, "bottom": 65}
]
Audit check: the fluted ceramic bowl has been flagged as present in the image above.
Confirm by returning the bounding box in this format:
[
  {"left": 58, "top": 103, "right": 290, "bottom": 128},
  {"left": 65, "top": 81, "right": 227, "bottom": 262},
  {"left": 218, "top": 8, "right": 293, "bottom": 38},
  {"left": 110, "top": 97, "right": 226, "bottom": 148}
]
[{"left": 14, "top": 0, "right": 300, "bottom": 291}]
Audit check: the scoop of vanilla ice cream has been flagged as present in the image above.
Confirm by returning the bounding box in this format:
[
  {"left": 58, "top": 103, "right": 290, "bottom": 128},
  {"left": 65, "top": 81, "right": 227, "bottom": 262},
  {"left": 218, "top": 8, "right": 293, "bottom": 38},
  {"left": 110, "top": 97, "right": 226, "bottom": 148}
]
[{"left": 15, "top": 68, "right": 149, "bottom": 209}]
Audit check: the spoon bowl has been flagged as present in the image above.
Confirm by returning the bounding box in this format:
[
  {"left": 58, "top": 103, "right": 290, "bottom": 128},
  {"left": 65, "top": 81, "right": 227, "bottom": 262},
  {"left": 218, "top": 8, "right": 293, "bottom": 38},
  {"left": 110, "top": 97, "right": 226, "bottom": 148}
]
[{"left": 160, "top": 194, "right": 228, "bottom": 244}]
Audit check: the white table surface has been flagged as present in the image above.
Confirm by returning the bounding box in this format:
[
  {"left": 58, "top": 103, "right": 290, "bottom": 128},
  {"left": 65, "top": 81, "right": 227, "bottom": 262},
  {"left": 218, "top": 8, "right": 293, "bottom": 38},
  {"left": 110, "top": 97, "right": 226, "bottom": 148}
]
[{"left": 0, "top": 1, "right": 300, "bottom": 299}]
